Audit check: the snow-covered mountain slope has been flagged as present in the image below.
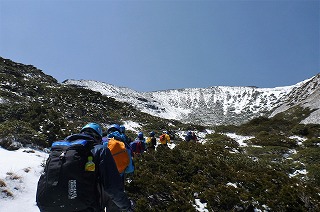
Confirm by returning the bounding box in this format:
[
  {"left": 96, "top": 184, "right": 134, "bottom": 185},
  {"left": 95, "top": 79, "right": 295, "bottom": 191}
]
[
  {"left": 147, "top": 85, "right": 295, "bottom": 125},
  {"left": 0, "top": 147, "right": 47, "bottom": 212},
  {"left": 63, "top": 79, "right": 190, "bottom": 120},
  {"left": 64, "top": 74, "right": 319, "bottom": 125},
  {"left": 270, "top": 74, "right": 320, "bottom": 124}
]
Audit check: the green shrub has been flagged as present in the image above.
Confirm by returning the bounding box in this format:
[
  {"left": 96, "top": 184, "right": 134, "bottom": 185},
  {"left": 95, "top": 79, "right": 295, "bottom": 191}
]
[
  {"left": 307, "top": 164, "right": 320, "bottom": 186},
  {"left": 248, "top": 131, "right": 297, "bottom": 148},
  {"left": 125, "top": 141, "right": 315, "bottom": 211},
  {"left": 291, "top": 124, "right": 320, "bottom": 138},
  {"left": 236, "top": 107, "right": 315, "bottom": 137},
  {"left": 213, "top": 124, "right": 238, "bottom": 133},
  {"left": 205, "top": 133, "right": 239, "bottom": 150},
  {"left": 293, "top": 147, "right": 320, "bottom": 165},
  {"left": 0, "top": 120, "right": 48, "bottom": 148},
  {"left": 303, "top": 138, "right": 320, "bottom": 147}
]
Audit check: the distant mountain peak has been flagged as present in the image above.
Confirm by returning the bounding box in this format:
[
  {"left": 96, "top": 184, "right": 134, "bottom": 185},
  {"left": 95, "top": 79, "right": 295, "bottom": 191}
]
[{"left": 64, "top": 74, "right": 320, "bottom": 125}]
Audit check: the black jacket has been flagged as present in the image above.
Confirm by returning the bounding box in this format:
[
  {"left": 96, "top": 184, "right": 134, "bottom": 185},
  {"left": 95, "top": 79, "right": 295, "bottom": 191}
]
[
  {"left": 67, "top": 134, "right": 131, "bottom": 211},
  {"left": 92, "top": 144, "right": 131, "bottom": 210}
]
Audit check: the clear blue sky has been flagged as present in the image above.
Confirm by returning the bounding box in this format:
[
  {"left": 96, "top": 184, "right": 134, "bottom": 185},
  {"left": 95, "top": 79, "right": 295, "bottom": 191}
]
[{"left": 0, "top": 0, "right": 319, "bottom": 92}]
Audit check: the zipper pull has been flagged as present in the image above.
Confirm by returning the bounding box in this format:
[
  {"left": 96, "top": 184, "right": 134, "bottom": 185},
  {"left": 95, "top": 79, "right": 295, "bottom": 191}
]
[{"left": 59, "top": 151, "right": 65, "bottom": 159}]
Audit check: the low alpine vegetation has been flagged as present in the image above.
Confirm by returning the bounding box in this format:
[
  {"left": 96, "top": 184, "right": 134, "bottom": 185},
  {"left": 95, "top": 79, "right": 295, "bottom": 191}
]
[{"left": 126, "top": 137, "right": 320, "bottom": 211}]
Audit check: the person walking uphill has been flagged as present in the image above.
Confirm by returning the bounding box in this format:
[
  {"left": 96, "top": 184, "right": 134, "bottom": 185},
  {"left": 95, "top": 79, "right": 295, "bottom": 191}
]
[
  {"left": 146, "top": 131, "right": 156, "bottom": 150},
  {"left": 104, "top": 124, "right": 124, "bottom": 142},
  {"left": 119, "top": 125, "right": 130, "bottom": 146},
  {"left": 159, "top": 131, "right": 171, "bottom": 147},
  {"left": 36, "top": 123, "right": 134, "bottom": 212},
  {"left": 185, "top": 131, "right": 198, "bottom": 142},
  {"left": 130, "top": 132, "right": 146, "bottom": 155},
  {"left": 103, "top": 124, "right": 134, "bottom": 176},
  {"left": 102, "top": 123, "right": 135, "bottom": 211}
]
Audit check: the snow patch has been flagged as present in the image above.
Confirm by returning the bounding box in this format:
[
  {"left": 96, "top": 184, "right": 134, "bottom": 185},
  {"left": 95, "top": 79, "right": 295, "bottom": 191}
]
[
  {"left": 194, "top": 198, "right": 209, "bottom": 212},
  {"left": 289, "top": 135, "right": 307, "bottom": 146},
  {"left": 224, "top": 133, "right": 254, "bottom": 147},
  {"left": 226, "top": 182, "right": 238, "bottom": 188},
  {"left": 0, "top": 147, "right": 48, "bottom": 212},
  {"left": 289, "top": 169, "right": 307, "bottom": 178},
  {"left": 122, "top": 121, "right": 142, "bottom": 132}
]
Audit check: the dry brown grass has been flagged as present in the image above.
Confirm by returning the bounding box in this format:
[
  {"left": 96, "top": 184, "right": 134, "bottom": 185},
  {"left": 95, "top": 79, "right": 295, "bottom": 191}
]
[
  {"left": 0, "top": 179, "right": 6, "bottom": 187},
  {"left": 6, "top": 172, "right": 22, "bottom": 180},
  {"left": 1, "top": 188, "right": 13, "bottom": 197}
]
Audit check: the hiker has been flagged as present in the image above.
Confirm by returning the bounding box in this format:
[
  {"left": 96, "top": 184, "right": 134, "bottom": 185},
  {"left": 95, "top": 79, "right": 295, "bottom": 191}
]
[
  {"left": 191, "top": 131, "right": 198, "bottom": 142},
  {"left": 159, "top": 131, "right": 171, "bottom": 147},
  {"left": 167, "top": 130, "right": 176, "bottom": 140},
  {"left": 185, "top": 131, "right": 198, "bottom": 142},
  {"left": 119, "top": 125, "right": 130, "bottom": 146},
  {"left": 102, "top": 124, "right": 135, "bottom": 211},
  {"left": 103, "top": 124, "right": 132, "bottom": 166},
  {"left": 36, "top": 123, "right": 134, "bottom": 212},
  {"left": 103, "top": 124, "right": 134, "bottom": 175},
  {"left": 104, "top": 124, "right": 123, "bottom": 141},
  {"left": 130, "top": 132, "right": 146, "bottom": 155},
  {"left": 146, "top": 131, "right": 157, "bottom": 150},
  {"left": 118, "top": 125, "right": 134, "bottom": 174}
]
